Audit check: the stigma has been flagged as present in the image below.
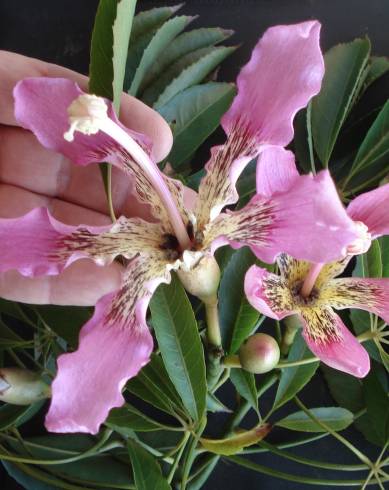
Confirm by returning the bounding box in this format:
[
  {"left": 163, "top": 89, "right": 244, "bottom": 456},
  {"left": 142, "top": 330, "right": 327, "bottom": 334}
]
[
  {"left": 346, "top": 221, "right": 372, "bottom": 255},
  {"left": 64, "top": 94, "right": 108, "bottom": 142}
]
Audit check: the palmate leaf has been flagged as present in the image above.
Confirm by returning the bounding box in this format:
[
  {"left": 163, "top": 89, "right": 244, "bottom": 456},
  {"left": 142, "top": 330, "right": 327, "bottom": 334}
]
[
  {"left": 127, "top": 353, "right": 185, "bottom": 417},
  {"left": 158, "top": 82, "right": 235, "bottom": 170},
  {"left": 311, "top": 38, "right": 371, "bottom": 167},
  {"left": 140, "top": 27, "right": 234, "bottom": 91},
  {"left": 128, "top": 440, "right": 171, "bottom": 490},
  {"left": 276, "top": 407, "right": 354, "bottom": 432},
  {"left": 150, "top": 274, "right": 206, "bottom": 422},
  {"left": 128, "top": 15, "right": 194, "bottom": 97},
  {"left": 153, "top": 45, "right": 236, "bottom": 109}
]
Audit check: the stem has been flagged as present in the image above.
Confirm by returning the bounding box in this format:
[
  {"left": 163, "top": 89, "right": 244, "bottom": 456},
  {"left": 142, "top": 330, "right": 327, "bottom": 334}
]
[
  {"left": 300, "top": 262, "right": 324, "bottom": 298},
  {"left": 204, "top": 296, "right": 224, "bottom": 390},
  {"left": 181, "top": 417, "right": 207, "bottom": 490},
  {"left": 281, "top": 315, "right": 301, "bottom": 355},
  {"left": 222, "top": 355, "right": 241, "bottom": 368},
  {"left": 106, "top": 164, "right": 117, "bottom": 222},
  {"left": 227, "top": 455, "right": 387, "bottom": 486},
  {"left": 167, "top": 432, "right": 191, "bottom": 484},
  {"left": 294, "top": 397, "right": 372, "bottom": 467},
  {"left": 100, "top": 118, "right": 191, "bottom": 250},
  {"left": 307, "top": 102, "right": 316, "bottom": 174},
  {"left": 205, "top": 296, "right": 221, "bottom": 347}
]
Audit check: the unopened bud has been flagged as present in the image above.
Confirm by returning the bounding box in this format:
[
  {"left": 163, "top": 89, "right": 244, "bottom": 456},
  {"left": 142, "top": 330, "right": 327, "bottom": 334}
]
[
  {"left": 177, "top": 253, "right": 220, "bottom": 303},
  {"left": 239, "top": 333, "right": 280, "bottom": 374},
  {"left": 0, "top": 368, "right": 50, "bottom": 405}
]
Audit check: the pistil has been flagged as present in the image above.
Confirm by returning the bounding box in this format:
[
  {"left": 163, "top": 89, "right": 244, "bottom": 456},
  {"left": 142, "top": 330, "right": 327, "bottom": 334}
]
[
  {"left": 300, "top": 262, "right": 323, "bottom": 298},
  {"left": 64, "top": 94, "right": 192, "bottom": 250}
]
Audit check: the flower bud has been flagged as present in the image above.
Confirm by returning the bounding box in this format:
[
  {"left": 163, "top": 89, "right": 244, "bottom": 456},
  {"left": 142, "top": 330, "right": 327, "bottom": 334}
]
[
  {"left": 0, "top": 368, "right": 50, "bottom": 405},
  {"left": 177, "top": 253, "right": 220, "bottom": 303},
  {"left": 239, "top": 333, "right": 280, "bottom": 374}
]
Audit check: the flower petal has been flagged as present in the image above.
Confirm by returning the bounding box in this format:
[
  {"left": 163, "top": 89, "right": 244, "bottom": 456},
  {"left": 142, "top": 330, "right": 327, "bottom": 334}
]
[
  {"left": 0, "top": 207, "right": 168, "bottom": 277},
  {"left": 45, "top": 254, "right": 171, "bottom": 434},
  {"left": 195, "top": 131, "right": 258, "bottom": 230},
  {"left": 14, "top": 77, "right": 188, "bottom": 229},
  {"left": 222, "top": 21, "right": 324, "bottom": 147},
  {"left": 244, "top": 264, "right": 294, "bottom": 320},
  {"left": 300, "top": 308, "right": 370, "bottom": 377},
  {"left": 0, "top": 207, "right": 110, "bottom": 277},
  {"left": 321, "top": 277, "right": 389, "bottom": 323},
  {"left": 256, "top": 147, "right": 299, "bottom": 197},
  {"left": 14, "top": 77, "right": 150, "bottom": 167},
  {"left": 347, "top": 183, "right": 389, "bottom": 238},
  {"left": 203, "top": 171, "right": 357, "bottom": 264}
]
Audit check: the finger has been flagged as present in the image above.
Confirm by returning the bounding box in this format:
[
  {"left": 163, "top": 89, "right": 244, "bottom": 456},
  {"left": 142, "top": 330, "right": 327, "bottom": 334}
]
[
  {"left": 0, "top": 184, "right": 112, "bottom": 225},
  {"left": 0, "top": 51, "right": 172, "bottom": 161},
  {"left": 0, "top": 259, "right": 123, "bottom": 306},
  {"left": 0, "top": 126, "right": 151, "bottom": 219}
]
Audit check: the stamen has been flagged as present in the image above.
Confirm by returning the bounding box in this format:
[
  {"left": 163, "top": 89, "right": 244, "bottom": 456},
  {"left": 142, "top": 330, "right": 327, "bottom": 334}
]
[
  {"left": 346, "top": 221, "right": 372, "bottom": 255},
  {"left": 63, "top": 94, "right": 191, "bottom": 250},
  {"left": 300, "top": 262, "right": 323, "bottom": 298}
]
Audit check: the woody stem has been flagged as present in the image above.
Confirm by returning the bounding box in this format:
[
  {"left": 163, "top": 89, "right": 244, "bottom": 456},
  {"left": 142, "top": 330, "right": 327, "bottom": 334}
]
[{"left": 300, "top": 262, "right": 324, "bottom": 298}]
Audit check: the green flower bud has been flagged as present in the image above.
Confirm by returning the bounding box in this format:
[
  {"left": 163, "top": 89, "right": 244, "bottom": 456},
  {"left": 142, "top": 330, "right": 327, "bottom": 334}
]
[
  {"left": 239, "top": 333, "right": 280, "bottom": 374},
  {"left": 0, "top": 368, "right": 50, "bottom": 405}
]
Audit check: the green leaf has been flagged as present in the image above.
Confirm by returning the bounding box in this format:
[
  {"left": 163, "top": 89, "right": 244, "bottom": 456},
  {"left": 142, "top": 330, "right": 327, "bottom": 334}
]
[
  {"left": 106, "top": 403, "right": 170, "bottom": 433},
  {"left": 364, "top": 56, "right": 389, "bottom": 89},
  {"left": 362, "top": 369, "right": 389, "bottom": 446},
  {"left": 153, "top": 45, "right": 236, "bottom": 109},
  {"left": 230, "top": 369, "right": 258, "bottom": 413},
  {"left": 0, "top": 401, "right": 44, "bottom": 430},
  {"left": 131, "top": 4, "right": 183, "bottom": 40},
  {"left": 200, "top": 424, "right": 271, "bottom": 455},
  {"left": 89, "top": 0, "right": 136, "bottom": 108},
  {"left": 273, "top": 332, "right": 319, "bottom": 410},
  {"left": 158, "top": 82, "right": 235, "bottom": 169},
  {"left": 347, "top": 100, "right": 389, "bottom": 186},
  {"left": 311, "top": 38, "right": 371, "bottom": 166},
  {"left": 322, "top": 365, "right": 365, "bottom": 413},
  {"left": 127, "top": 354, "right": 184, "bottom": 416},
  {"left": 10, "top": 434, "right": 133, "bottom": 486},
  {"left": 276, "top": 407, "right": 354, "bottom": 432},
  {"left": 128, "top": 439, "right": 171, "bottom": 490},
  {"left": 354, "top": 239, "right": 382, "bottom": 278},
  {"left": 129, "top": 15, "right": 193, "bottom": 96},
  {"left": 219, "top": 248, "right": 262, "bottom": 354},
  {"left": 34, "top": 305, "right": 91, "bottom": 347},
  {"left": 150, "top": 274, "right": 206, "bottom": 422},
  {"left": 206, "top": 392, "right": 232, "bottom": 413},
  {"left": 2, "top": 461, "right": 67, "bottom": 490},
  {"left": 141, "top": 27, "right": 233, "bottom": 91},
  {"left": 379, "top": 235, "right": 389, "bottom": 277}
]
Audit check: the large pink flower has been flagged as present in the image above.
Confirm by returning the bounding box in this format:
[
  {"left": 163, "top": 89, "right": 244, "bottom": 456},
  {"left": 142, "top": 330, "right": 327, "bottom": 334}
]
[
  {"left": 2, "top": 22, "right": 357, "bottom": 433},
  {"left": 245, "top": 146, "right": 389, "bottom": 377}
]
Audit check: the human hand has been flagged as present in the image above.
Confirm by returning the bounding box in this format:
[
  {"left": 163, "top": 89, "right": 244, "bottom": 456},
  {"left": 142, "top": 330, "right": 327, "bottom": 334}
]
[{"left": 0, "top": 51, "right": 173, "bottom": 306}]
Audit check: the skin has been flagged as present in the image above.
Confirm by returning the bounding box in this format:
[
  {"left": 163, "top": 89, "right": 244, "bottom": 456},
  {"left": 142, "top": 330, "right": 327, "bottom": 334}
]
[{"left": 0, "top": 51, "right": 173, "bottom": 306}]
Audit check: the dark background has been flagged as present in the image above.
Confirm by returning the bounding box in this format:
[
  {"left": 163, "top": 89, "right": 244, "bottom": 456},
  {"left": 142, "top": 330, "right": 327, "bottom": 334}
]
[{"left": 0, "top": 0, "right": 388, "bottom": 488}]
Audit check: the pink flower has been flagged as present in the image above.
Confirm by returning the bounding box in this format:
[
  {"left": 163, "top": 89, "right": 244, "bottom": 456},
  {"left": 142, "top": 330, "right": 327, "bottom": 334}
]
[
  {"left": 2, "top": 22, "right": 357, "bottom": 434},
  {"left": 245, "top": 146, "right": 389, "bottom": 377}
]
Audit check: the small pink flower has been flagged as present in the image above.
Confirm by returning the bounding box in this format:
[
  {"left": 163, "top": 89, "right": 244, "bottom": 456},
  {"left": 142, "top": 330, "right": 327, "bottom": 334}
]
[{"left": 2, "top": 22, "right": 357, "bottom": 433}]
